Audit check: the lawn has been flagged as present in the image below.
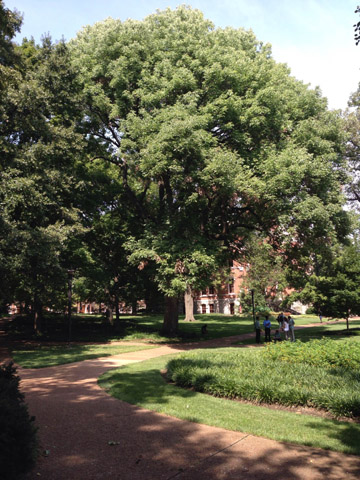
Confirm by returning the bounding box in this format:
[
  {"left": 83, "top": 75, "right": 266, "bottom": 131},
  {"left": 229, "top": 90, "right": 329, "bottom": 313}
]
[
  {"left": 12, "top": 343, "right": 157, "bottom": 368},
  {"left": 236, "top": 318, "right": 360, "bottom": 345},
  {"left": 5, "top": 312, "right": 325, "bottom": 345},
  {"left": 98, "top": 351, "right": 360, "bottom": 455}
]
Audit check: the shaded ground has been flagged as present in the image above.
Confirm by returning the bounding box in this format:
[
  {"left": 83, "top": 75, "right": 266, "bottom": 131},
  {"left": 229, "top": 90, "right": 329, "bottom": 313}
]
[
  {"left": 1, "top": 316, "right": 360, "bottom": 479},
  {"left": 17, "top": 341, "right": 360, "bottom": 479}
]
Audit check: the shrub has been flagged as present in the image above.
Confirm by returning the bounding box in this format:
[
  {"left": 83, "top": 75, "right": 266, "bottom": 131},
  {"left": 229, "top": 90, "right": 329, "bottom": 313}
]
[
  {"left": 0, "top": 362, "right": 38, "bottom": 480},
  {"left": 166, "top": 342, "right": 360, "bottom": 418},
  {"left": 261, "top": 338, "right": 360, "bottom": 370}
]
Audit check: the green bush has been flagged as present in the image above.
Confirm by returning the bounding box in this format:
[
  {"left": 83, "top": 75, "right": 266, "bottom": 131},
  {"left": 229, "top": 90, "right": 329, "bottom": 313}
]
[
  {"left": 0, "top": 362, "right": 38, "bottom": 480},
  {"left": 166, "top": 341, "right": 360, "bottom": 418},
  {"left": 262, "top": 338, "right": 360, "bottom": 370}
]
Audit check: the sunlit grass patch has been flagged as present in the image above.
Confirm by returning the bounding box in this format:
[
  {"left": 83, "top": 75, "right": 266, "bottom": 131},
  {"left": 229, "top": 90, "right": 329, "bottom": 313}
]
[{"left": 13, "top": 343, "right": 157, "bottom": 368}]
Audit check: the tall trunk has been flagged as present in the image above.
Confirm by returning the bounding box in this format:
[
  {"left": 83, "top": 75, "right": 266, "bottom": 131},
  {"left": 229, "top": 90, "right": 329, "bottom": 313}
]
[
  {"left": 184, "top": 286, "right": 196, "bottom": 322},
  {"left": 115, "top": 295, "right": 120, "bottom": 324},
  {"left": 131, "top": 300, "right": 137, "bottom": 316},
  {"left": 162, "top": 296, "right": 179, "bottom": 336},
  {"left": 33, "top": 297, "right": 42, "bottom": 335},
  {"left": 106, "top": 306, "right": 114, "bottom": 326}
]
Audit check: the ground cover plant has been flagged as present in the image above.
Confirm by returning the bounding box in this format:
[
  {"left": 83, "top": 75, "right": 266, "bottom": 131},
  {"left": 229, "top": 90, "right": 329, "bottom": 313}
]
[
  {"left": 12, "top": 343, "right": 157, "bottom": 369},
  {"left": 166, "top": 339, "right": 360, "bottom": 418},
  {"left": 98, "top": 354, "right": 360, "bottom": 455}
]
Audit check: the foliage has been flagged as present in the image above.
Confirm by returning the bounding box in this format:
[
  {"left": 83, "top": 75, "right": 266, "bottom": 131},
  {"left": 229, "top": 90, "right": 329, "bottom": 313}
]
[
  {"left": 262, "top": 337, "right": 360, "bottom": 370},
  {"left": 0, "top": 361, "right": 38, "bottom": 479},
  {"left": 70, "top": 6, "right": 350, "bottom": 333},
  {"left": 0, "top": 32, "right": 92, "bottom": 328},
  {"left": 343, "top": 94, "right": 360, "bottom": 210},
  {"left": 166, "top": 341, "right": 360, "bottom": 418},
  {"left": 289, "top": 241, "right": 360, "bottom": 322},
  {"left": 240, "top": 236, "right": 286, "bottom": 312},
  {"left": 354, "top": 5, "right": 360, "bottom": 45}
]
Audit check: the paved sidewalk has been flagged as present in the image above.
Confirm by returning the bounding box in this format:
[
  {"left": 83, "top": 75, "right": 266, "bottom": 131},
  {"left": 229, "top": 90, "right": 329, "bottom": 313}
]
[{"left": 18, "top": 335, "right": 360, "bottom": 480}]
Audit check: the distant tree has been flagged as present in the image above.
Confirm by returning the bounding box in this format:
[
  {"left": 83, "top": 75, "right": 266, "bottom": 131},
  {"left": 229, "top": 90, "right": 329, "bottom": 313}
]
[
  {"left": 70, "top": 6, "right": 350, "bottom": 335},
  {"left": 240, "top": 236, "right": 287, "bottom": 313},
  {"left": 289, "top": 241, "right": 360, "bottom": 329},
  {"left": 343, "top": 91, "right": 360, "bottom": 210}
]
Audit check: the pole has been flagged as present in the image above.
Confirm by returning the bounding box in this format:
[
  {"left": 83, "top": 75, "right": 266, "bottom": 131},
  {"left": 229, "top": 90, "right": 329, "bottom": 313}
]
[
  {"left": 251, "top": 289, "right": 256, "bottom": 328},
  {"left": 68, "top": 270, "right": 74, "bottom": 342}
]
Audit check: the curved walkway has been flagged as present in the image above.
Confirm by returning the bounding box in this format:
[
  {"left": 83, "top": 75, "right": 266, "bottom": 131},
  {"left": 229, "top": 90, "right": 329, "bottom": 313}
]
[{"left": 18, "top": 325, "right": 360, "bottom": 480}]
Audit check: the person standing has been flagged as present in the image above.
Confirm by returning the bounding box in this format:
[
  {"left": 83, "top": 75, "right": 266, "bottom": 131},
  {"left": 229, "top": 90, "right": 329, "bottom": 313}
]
[
  {"left": 263, "top": 315, "right": 271, "bottom": 342},
  {"left": 255, "top": 316, "right": 261, "bottom": 344},
  {"left": 288, "top": 315, "right": 295, "bottom": 342},
  {"left": 283, "top": 317, "right": 290, "bottom": 340}
]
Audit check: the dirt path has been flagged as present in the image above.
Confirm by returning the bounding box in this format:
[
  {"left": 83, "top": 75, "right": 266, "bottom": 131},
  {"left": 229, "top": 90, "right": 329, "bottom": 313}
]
[{"left": 17, "top": 330, "right": 360, "bottom": 480}]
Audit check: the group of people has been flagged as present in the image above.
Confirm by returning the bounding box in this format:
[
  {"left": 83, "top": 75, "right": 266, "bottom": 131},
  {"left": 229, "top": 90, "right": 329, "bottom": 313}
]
[{"left": 254, "top": 313, "right": 295, "bottom": 344}]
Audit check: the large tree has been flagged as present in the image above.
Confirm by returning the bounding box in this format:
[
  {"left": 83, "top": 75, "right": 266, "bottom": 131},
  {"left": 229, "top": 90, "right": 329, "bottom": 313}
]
[
  {"left": 0, "top": 28, "right": 90, "bottom": 331},
  {"left": 70, "top": 6, "right": 350, "bottom": 334}
]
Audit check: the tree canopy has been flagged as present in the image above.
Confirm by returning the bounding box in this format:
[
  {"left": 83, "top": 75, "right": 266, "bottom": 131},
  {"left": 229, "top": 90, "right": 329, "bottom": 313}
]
[
  {"left": 0, "top": 3, "right": 354, "bottom": 335},
  {"left": 69, "top": 6, "right": 350, "bottom": 333}
]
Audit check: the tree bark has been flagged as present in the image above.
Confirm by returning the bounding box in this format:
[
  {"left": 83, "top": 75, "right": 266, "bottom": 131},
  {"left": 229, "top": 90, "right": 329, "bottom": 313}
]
[
  {"left": 162, "top": 296, "right": 179, "bottom": 336},
  {"left": 115, "top": 295, "right": 120, "bottom": 324},
  {"left": 131, "top": 300, "right": 137, "bottom": 316},
  {"left": 106, "top": 306, "right": 114, "bottom": 326},
  {"left": 184, "top": 286, "right": 196, "bottom": 322},
  {"left": 33, "top": 297, "right": 42, "bottom": 335}
]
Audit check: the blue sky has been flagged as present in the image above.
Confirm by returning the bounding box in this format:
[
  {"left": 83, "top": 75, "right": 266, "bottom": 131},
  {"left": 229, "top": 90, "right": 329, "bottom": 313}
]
[{"left": 6, "top": 0, "right": 360, "bottom": 110}]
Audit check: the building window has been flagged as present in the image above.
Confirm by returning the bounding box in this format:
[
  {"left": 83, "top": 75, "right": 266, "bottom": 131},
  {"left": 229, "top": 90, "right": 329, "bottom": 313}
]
[
  {"left": 209, "top": 286, "right": 215, "bottom": 295},
  {"left": 209, "top": 304, "right": 214, "bottom": 313},
  {"left": 228, "top": 279, "right": 234, "bottom": 294},
  {"left": 201, "top": 290, "right": 207, "bottom": 296},
  {"left": 201, "top": 304, "right": 207, "bottom": 314}
]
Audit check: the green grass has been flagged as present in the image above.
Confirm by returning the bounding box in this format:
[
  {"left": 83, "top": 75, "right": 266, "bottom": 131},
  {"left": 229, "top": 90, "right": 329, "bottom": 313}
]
[
  {"left": 236, "top": 319, "right": 360, "bottom": 345},
  {"left": 13, "top": 343, "right": 157, "bottom": 368},
  {"left": 5, "top": 313, "right": 325, "bottom": 345},
  {"left": 98, "top": 353, "right": 360, "bottom": 455}
]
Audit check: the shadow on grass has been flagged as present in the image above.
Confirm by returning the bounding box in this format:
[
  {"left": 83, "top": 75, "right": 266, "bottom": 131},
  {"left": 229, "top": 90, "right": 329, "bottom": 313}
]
[
  {"left": 305, "top": 419, "right": 360, "bottom": 454},
  {"left": 101, "top": 368, "right": 198, "bottom": 408}
]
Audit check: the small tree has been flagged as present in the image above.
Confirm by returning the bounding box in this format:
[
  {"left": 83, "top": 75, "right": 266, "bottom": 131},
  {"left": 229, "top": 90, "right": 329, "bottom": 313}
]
[{"left": 291, "top": 242, "right": 360, "bottom": 329}]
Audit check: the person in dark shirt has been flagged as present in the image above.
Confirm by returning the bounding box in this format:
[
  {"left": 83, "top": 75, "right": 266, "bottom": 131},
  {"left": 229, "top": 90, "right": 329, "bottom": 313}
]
[{"left": 263, "top": 315, "right": 271, "bottom": 342}]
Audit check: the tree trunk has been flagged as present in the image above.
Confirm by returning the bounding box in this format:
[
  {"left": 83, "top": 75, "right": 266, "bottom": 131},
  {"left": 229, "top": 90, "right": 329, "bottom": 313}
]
[
  {"left": 184, "top": 286, "right": 196, "bottom": 322},
  {"left": 162, "top": 296, "right": 179, "bottom": 336},
  {"left": 33, "top": 297, "right": 42, "bottom": 335},
  {"left": 106, "top": 306, "right": 114, "bottom": 326},
  {"left": 131, "top": 300, "right": 137, "bottom": 316},
  {"left": 115, "top": 295, "right": 120, "bottom": 324}
]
